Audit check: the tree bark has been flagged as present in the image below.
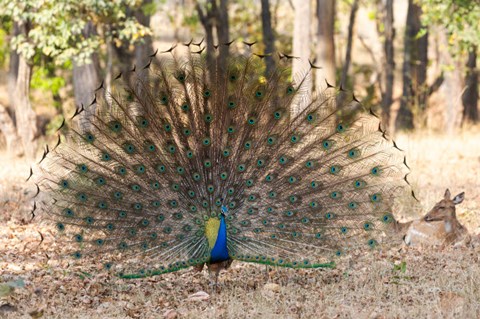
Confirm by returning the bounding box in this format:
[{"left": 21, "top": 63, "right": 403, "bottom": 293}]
[
  {"left": 5, "top": 22, "right": 22, "bottom": 156},
  {"left": 130, "top": 0, "right": 155, "bottom": 93},
  {"left": 8, "top": 22, "right": 20, "bottom": 118},
  {"left": 438, "top": 30, "right": 463, "bottom": 133},
  {"left": 73, "top": 61, "right": 100, "bottom": 131},
  {"left": 107, "top": 1, "right": 154, "bottom": 89},
  {"left": 292, "top": 0, "right": 312, "bottom": 116},
  {"left": 196, "top": 1, "right": 215, "bottom": 70},
  {"left": 396, "top": 0, "right": 428, "bottom": 131},
  {"left": 13, "top": 55, "right": 37, "bottom": 159},
  {"left": 134, "top": 0, "right": 154, "bottom": 68},
  {"left": 381, "top": 0, "right": 395, "bottom": 128},
  {"left": 315, "top": 0, "right": 336, "bottom": 90},
  {"left": 216, "top": 0, "right": 229, "bottom": 71},
  {"left": 197, "top": 0, "right": 229, "bottom": 83},
  {"left": 112, "top": 39, "right": 134, "bottom": 84},
  {"left": 339, "top": 0, "right": 357, "bottom": 90},
  {"left": 261, "top": 0, "right": 276, "bottom": 78},
  {"left": 72, "top": 22, "right": 100, "bottom": 131},
  {"left": 0, "top": 103, "right": 23, "bottom": 156},
  {"left": 462, "top": 47, "right": 478, "bottom": 123}
]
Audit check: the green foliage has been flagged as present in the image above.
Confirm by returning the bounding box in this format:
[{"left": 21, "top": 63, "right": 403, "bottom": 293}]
[
  {"left": 183, "top": 13, "right": 200, "bottom": 28},
  {"left": 0, "top": 0, "right": 152, "bottom": 65},
  {"left": 0, "top": 16, "right": 13, "bottom": 67},
  {"left": 392, "top": 261, "right": 407, "bottom": 273},
  {"left": 419, "top": 0, "right": 480, "bottom": 53},
  {"left": 142, "top": 1, "right": 160, "bottom": 16},
  {"left": 0, "top": 28, "right": 7, "bottom": 67},
  {"left": 31, "top": 66, "right": 65, "bottom": 96},
  {"left": 367, "top": 10, "right": 376, "bottom": 21}
]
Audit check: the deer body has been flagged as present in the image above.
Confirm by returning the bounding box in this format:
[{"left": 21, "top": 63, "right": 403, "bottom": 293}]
[{"left": 404, "top": 189, "right": 470, "bottom": 247}]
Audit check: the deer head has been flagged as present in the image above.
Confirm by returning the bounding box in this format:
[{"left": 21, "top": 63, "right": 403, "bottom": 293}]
[{"left": 424, "top": 189, "right": 464, "bottom": 222}]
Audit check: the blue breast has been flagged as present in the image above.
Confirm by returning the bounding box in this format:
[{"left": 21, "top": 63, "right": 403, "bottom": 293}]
[{"left": 210, "top": 215, "right": 229, "bottom": 262}]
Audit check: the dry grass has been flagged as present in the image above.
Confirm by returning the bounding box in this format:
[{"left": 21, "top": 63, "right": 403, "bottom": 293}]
[{"left": 1, "top": 129, "right": 479, "bottom": 318}]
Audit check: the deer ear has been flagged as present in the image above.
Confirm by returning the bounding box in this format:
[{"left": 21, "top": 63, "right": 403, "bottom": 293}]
[
  {"left": 444, "top": 189, "right": 451, "bottom": 200},
  {"left": 453, "top": 192, "right": 465, "bottom": 205}
]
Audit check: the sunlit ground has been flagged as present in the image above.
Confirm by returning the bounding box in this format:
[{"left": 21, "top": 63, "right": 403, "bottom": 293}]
[{"left": 1, "top": 129, "right": 479, "bottom": 318}]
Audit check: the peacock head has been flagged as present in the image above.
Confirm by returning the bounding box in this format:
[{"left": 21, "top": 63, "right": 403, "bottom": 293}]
[
  {"left": 221, "top": 205, "right": 228, "bottom": 213},
  {"left": 220, "top": 197, "right": 229, "bottom": 218}
]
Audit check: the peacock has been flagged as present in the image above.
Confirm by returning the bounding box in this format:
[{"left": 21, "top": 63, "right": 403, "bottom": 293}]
[{"left": 30, "top": 41, "right": 410, "bottom": 281}]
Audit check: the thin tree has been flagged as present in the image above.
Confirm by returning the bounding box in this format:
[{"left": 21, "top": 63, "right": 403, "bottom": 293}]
[
  {"left": 380, "top": 0, "right": 395, "bottom": 128},
  {"left": 339, "top": 0, "right": 358, "bottom": 90},
  {"left": 135, "top": 0, "right": 155, "bottom": 69},
  {"left": 7, "top": 23, "right": 20, "bottom": 120},
  {"left": 292, "top": 0, "right": 312, "bottom": 116},
  {"left": 12, "top": 22, "right": 38, "bottom": 159},
  {"left": 315, "top": 0, "right": 336, "bottom": 90},
  {"left": 196, "top": 0, "right": 230, "bottom": 82},
  {"left": 438, "top": 30, "right": 464, "bottom": 133},
  {"left": 396, "top": 0, "right": 428, "bottom": 130},
  {"left": 261, "top": 0, "right": 276, "bottom": 77},
  {"left": 72, "top": 22, "right": 100, "bottom": 132},
  {"left": 462, "top": 47, "right": 478, "bottom": 123},
  {"left": 1, "top": 22, "right": 23, "bottom": 156},
  {"left": 217, "top": 0, "right": 229, "bottom": 68}
]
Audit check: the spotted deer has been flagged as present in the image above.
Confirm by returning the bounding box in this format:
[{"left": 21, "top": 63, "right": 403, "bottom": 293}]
[{"left": 404, "top": 189, "right": 470, "bottom": 247}]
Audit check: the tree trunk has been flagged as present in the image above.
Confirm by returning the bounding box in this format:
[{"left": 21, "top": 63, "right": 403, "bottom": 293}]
[
  {"left": 73, "top": 60, "right": 100, "bottom": 131},
  {"left": 339, "top": 0, "right": 357, "bottom": 90},
  {"left": 396, "top": 0, "right": 428, "bottom": 130},
  {"left": 462, "top": 47, "right": 478, "bottom": 123},
  {"left": 132, "top": 0, "right": 155, "bottom": 92},
  {"left": 381, "top": 0, "right": 395, "bottom": 128},
  {"left": 5, "top": 22, "right": 22, "bottom": 156},
  {"left": 197, "top": 0, "right": 229, "bottom": 82},
  {"left": 8, "top": 22, "right": 20, "bottom": 118},
  {"left": 134, "top": 0, "right": 154, "bottom": 68},
  {"left": 196, "top": 1, "right": 215, "bottom": 70},
  {"left": 261, "top": 0, "right": 276, "bottom": 78},
  {"left": 112, "top": 40, "right": 135, "bottom": 83},
  {"left": 315, "top": 0, "right": 336, "bottom": 90},
  {"left": 292, "top": 0, "right": 312, "bottom": 116},
  {"left": 216, "top": 0, "right": 229, "bottom": 71},
  {"left": 0, "top": 103, "right": 23, "bottom": 156},
  {"left": 13, "top": 55, "right": 37, "bottom": 159},
  {"left": 438, "top": 31, "right": 463, "bottom": 133},
  {"left": 72, "top": 22, "right": 100, "bottom": 131}
]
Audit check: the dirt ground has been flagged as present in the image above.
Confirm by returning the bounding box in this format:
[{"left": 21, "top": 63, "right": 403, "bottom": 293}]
[{"left": 1, "top": 129, "right": 479, "bottom": 318}]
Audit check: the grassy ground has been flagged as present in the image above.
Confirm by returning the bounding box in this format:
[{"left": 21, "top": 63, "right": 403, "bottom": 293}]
[{"left": 1, "top": 129, "right": 479, "bottom": 318}]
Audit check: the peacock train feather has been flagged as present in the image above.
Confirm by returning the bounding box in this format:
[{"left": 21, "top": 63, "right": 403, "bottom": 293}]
[{"left": 32, "top": 42, "right": 410, "bottom": 279}]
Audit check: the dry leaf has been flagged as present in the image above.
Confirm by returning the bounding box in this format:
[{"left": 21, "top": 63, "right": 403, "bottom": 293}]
[{"left": 187, "top": 291, "right": 210, "bottom": 301}]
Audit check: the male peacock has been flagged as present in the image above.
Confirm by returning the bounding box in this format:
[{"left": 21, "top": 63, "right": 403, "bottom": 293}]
[{"left": 31, "top": 42, "right": 410, "bottom": 280}]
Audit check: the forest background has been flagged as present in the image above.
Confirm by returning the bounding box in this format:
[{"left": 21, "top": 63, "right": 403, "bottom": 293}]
[{"left": 0, "top": 0, "right": 478, "bottom": 158}]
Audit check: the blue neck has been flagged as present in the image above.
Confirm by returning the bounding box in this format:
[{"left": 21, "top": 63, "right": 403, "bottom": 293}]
[{"left": 210, "top": 215, "right": 229, "bottom": 263}]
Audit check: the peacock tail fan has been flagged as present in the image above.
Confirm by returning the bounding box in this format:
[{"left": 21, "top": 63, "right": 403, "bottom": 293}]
[{"left": 32, "top": 42, "right": 411, "bottom": 278}]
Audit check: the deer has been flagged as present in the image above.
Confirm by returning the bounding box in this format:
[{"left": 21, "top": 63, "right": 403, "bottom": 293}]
[{"left": 404, "top": 189, "right": 470, "bottom": 247}]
